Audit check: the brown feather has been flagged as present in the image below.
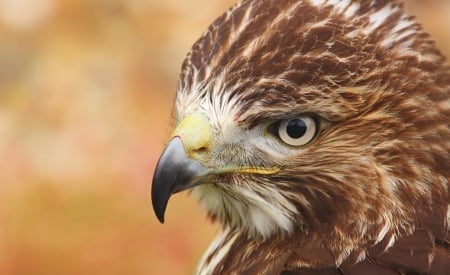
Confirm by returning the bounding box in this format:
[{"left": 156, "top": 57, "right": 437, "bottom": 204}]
[{"left": 167, "top": 0, "right": 450, "bottom": 274}]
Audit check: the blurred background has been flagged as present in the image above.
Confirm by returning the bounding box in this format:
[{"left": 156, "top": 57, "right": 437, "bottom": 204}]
[{"left": 0, "top": 0, "right": 448, "bottom": 274}]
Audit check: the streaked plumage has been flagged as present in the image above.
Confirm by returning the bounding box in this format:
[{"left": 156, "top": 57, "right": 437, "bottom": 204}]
[{"left": 151, "top": 0, "right": 450, "bottom": 274}]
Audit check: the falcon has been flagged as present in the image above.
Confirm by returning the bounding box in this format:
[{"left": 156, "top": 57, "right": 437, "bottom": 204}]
[{"left": 151, "top": 0, "right": 450, "bottom": 274}]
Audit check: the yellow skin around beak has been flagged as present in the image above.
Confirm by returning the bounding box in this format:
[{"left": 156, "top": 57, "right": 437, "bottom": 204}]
[
  {"left": 171, "top": 114, "right": 213, "bottom": 162},
  {"left": 151, "top": 114, "right": 280, "bottom": 223},
  {"left": 172, "top": 114, "right": 280, "bottom": 175}
]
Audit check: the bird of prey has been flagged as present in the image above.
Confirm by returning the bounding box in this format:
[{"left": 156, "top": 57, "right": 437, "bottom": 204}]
[{"left": 151, "top": 0, "right": 450, "bottom": 274}]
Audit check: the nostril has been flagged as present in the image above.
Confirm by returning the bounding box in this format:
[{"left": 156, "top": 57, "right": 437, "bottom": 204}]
[
  {"left": 195, "top": 146, "right": 208, "bottom": 154},
  {"left": 190, "top": 146, "right": 209, "bottom": 160}
]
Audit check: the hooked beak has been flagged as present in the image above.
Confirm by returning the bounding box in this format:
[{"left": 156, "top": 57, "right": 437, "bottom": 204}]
[
  {"left": 151, "top": 136, "right": 208, "bottom": 223},
  {"left": 151, "top": 114, "right": 212, "bottom": 223}
]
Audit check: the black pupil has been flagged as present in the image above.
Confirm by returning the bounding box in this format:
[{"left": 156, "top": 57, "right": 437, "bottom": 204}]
[{"left": 286, "top": 119, "right": 307, "bottom": 138}]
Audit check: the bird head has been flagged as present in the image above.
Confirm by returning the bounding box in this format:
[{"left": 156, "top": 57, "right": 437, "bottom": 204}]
[{"left": 151, "top": 0, "right": 449, "bottom": 247}]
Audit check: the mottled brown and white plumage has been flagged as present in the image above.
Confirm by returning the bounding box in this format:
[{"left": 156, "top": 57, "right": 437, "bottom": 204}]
[{"left": 151, "top": 0, "right": 450, "bottom": 274}]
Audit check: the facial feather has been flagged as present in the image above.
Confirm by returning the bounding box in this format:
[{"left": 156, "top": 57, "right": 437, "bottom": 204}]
[{"left": 163, "top": 0, "right": 450, "bottom": 273}]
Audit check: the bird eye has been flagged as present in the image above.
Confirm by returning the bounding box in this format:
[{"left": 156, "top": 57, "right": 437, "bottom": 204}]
[{"left": 268, "top": 116, "right": 318, "bottom": 146}]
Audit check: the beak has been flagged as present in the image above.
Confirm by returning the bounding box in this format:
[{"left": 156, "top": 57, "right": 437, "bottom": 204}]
[
  {"left": 151, "top": 114, "right": 212, "bottom": 223},
  {"left": 151, "top": 136, "right": 208, "bottom": 223}
]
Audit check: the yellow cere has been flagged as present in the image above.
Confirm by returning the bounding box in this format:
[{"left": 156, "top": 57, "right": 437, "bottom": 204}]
[{"left": 171, "top": 114, "right": 213, "bottom": 159}]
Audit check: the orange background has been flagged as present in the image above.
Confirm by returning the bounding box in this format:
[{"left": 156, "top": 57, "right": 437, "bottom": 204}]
[{"left": 0, "top": 1, "right": 449, "bottom": 274}]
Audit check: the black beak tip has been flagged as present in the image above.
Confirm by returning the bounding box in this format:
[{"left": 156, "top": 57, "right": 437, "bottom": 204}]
[
  {"left": 152, "top": 200, "right": 166, "bottom": 224},
  {"left": 151, "top": 178, "right": 169, "bottom": 224},
  {"left": 155, "top": 209, "right": 166, "bottom": 224}
]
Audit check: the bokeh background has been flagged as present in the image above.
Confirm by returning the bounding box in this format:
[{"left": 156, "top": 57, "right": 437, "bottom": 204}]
[{"left": 0, "top": 0, "right": 448, "bottom": 274}]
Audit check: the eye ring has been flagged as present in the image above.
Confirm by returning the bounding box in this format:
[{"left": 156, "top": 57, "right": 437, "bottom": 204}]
[{"left": 268, "top": 115, "right": 319, "bottom": 146}]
